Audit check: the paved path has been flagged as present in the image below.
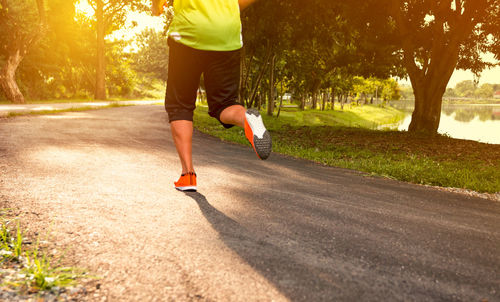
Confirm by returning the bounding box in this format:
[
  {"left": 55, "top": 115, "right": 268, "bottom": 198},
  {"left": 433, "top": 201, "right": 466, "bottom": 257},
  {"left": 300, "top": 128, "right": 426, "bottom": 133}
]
[
  {"left": 0, "top": 100, "right": 160, "bottom": 117},
  {"left": 0, "top": 106, "right": 499, "bottom": 301}
]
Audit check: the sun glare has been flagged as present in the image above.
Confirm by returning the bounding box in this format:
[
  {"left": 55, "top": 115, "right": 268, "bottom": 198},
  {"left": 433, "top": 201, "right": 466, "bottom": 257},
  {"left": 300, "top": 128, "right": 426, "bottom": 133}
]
[
  {"left": 75, "top": 0, "right": 94, "bottom": 18},
  {"left": 74, "top": 0, "right": 164, "bottom": 49}
]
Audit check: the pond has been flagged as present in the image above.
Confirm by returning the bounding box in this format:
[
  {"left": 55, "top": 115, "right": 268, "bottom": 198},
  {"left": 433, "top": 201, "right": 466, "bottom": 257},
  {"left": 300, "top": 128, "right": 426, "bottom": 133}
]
[{"left": 388, "top": 102, "right": 500, "bottom": 144}]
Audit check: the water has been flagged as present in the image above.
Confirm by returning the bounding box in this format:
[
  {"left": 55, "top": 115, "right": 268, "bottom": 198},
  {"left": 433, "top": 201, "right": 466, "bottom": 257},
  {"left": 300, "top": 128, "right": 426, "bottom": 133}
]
[{"left": 388, "top": 102, "right": 500, "bottom": 144}]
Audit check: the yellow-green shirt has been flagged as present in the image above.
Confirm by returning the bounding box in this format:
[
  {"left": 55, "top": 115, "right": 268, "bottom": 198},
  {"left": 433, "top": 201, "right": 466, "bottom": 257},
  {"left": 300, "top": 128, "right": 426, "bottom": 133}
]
[{"left": 169, "top": 0, "right": 243, "bottom": 51}]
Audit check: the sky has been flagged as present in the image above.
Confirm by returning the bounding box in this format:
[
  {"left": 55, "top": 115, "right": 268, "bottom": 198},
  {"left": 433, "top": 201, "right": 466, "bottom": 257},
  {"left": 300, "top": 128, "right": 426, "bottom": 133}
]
[{"left": 76, "top": 1, "right": 500, "bottom": 89}]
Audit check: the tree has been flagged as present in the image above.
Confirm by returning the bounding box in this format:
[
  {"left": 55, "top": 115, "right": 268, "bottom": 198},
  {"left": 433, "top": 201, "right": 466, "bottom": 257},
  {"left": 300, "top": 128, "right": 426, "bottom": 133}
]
[
  {"left": 18, "top": 0, "right": 96, "bottom": 100},
  {"left": 0, "top": 0, "right": 47, "bottom": 103},
  {"left": 380, "top": 78, "right": 401, "bottom": 101},
  {"left": 241, "top": 0, "right": 290, "bottom": 114},
  {"left": 443, "top": 87, "right": 457, "bottom": 98},
  {"left": 455, "top": 80, "right": 476, "bottom": 97},
  {"left": 378, "top": 0, "right": 500, "bottom": 133},
  {"left": 474, "top": 83, "right": 494, "bottom": 99},
  {"left": 87, "top": 0, "right": 146, "bottom": 100},
  {"left": 132, "top": 29, "right": 169, "bottom": 82}
]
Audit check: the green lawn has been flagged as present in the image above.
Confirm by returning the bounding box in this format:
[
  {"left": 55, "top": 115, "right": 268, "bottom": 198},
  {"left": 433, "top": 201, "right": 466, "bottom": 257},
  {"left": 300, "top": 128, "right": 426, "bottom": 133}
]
[
  {"left": 0, "top": 97, "right": 159, "bottom": 105},
  {"left": 268, "top": 104, "right": 406, "bottom": 129},
  {"left": 194, "top": 105, "right": 500, "bottom": 194},
  {"left": 3, "top": 102, "right": 149, "bottom": 118}
]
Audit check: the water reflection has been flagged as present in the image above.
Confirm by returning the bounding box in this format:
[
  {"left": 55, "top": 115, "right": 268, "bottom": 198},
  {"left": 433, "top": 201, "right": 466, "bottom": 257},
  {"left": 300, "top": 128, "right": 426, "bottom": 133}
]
[{"left": 388, "top": 102, "right": 500, "bottom": 144}]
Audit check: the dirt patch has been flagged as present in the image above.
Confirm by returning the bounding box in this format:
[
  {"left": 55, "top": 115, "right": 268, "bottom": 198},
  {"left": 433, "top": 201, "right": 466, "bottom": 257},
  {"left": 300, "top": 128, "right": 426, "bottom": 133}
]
[{"left": 275, "top": 125, "right": 500, "bottom": 165}]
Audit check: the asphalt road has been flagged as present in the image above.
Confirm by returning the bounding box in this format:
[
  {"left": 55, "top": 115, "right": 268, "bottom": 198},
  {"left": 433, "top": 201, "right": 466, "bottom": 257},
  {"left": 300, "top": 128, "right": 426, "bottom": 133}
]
[{"left": 0, "top": 105, "right": 499, "bottom": 301}]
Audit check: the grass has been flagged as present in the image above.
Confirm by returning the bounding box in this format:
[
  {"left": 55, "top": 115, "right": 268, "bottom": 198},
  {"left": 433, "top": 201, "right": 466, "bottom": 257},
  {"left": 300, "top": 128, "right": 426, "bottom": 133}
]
[
  {"left": 0, "top": 96, "right": 160, "bottom": 105},
  {"left": 0, "top": 221, "right": 22, "bottom": 260},
  {"left": 4, "top": 102, "right": 140, "bottom": 118},
  {"left": 0, "top": 211, "right": 86, "bottom": 295},
  {"left": 194, "top": 105, "right": 500, "bottom": 194},
  {"left": 272, "top": 103, "right": 406, "bottom": 129}
]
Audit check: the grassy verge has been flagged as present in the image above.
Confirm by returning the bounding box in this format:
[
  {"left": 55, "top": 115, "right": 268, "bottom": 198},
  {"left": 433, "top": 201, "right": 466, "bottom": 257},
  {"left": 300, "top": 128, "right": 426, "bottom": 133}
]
[
  {"left": 268, "top": 103, "right": 405, "bottom": 129},
  {"left": 194, "top": 105, "right": 500, "bottom": 193},
  {"left": 0, "top": 97, "right": 159, "bottom": 105},
  {"left": 3, "top": 102, "right": 145, "bottom": 118},
  {"left": 0, "top": 210, "right": 87, "bottom": 298}
]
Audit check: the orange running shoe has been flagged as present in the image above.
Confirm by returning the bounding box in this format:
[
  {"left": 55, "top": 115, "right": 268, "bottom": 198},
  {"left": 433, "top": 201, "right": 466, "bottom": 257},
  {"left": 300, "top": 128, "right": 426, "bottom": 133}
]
[
  {"left": 244, "top": 109, "right": 272, "bottom": 160},
  {"left": 174, "top": 172, "right": 197, "bottom": 191}
]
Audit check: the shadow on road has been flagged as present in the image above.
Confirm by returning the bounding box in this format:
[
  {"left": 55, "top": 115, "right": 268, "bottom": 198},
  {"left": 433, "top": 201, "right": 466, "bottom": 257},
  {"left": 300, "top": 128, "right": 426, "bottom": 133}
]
[{"left": 184, "top": 191, "right": 350, "bottom": 301}]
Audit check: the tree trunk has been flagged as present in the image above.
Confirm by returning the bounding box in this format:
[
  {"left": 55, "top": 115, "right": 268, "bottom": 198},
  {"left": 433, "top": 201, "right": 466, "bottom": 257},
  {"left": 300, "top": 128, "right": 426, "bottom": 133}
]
[
  {"left": 330, "top": 88, "right": 335, "bottom": 110},
  {"left": 95, "top": 0, "right": 106, "bottom": 100},
  {"left": 321, "top": 92, "right": 327, "bottom": 111},
  {"left": 248, "top": 51, "right": 271, "bottom": 108},
  {"left": 408, "top": 80, "right": 447, "bottom": 133},
  {"left": 0, "top": 0, "right": 47, "bottom": 104},
  {"left": 238, "top": 46, "right": 246, "bottom": 104},
  {"left": 267, "top": 54, "right": 276, "bottom": 116},
  {"left": 277, "top": 81, "right": 284, "bottom": 118},
  {"left": 312, "top": 91, "right": 318, "bottom": 109},
  {"left": 239, "top": 47, "right": 254, "bottom": 107},
  {"left": 300, "top": 96, "right": 305, "bottom": 110},
  {"left": 0, "top": 51, "right": 24, "bottom": 104},
  {"left": 406, "top": 46, "right": 459, "bottom": 133},
  {"left": 341, "top": 94, "right": 346, "bottom": 110}
]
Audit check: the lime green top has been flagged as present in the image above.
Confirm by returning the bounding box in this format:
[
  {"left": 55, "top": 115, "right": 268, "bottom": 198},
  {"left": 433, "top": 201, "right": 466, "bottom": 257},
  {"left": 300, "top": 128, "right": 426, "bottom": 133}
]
[{"left": 168, "top": 0, "right": 243, "bottom": 51}]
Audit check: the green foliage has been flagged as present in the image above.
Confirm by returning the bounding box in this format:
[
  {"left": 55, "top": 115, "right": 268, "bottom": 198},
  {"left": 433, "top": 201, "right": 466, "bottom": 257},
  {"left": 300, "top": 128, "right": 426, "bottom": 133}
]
[
  {"left": 132, "top": 29, "right": 169, "bottom": 82},
  {"left": 106, "top": 41, "right": 136, "bottom": 97},
  {"left": 1, "top": 0, "right": 163, "bottom": 102},
  {"left": 352, "top": 77, "right": 401, "bottom": 102},
  {"left": 239, "top": 0, "right": 405, "bottom": 110},
  {"left": 4, "top": 0, "right": 95, "bottom": 100},
  {"left": 86, "top": 0, "right": 148, "bottom": 35},
  {"left": 475, "top": 84, "right": 494, "bottom": 99},
  {"left": 444, "top": 80, "right": 498, "bottom": 99},
  {"left": 0, "top": 0, "right": 40, "bottom": 56},
  {"left": 454, "top": 80, "right": 477, "bottom": 98}
]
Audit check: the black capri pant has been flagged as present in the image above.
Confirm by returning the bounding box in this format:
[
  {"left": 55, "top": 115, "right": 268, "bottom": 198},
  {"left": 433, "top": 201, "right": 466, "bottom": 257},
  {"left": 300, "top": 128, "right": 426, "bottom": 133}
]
[{"left": 165, "top": 38, "right": 241, "bottom": 129}]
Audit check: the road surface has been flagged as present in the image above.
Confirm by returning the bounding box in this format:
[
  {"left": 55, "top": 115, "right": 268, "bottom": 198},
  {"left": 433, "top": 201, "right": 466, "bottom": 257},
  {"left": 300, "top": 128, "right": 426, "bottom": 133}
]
[{"left": 0, "top": 106, "right": 499, "bottom": 301}]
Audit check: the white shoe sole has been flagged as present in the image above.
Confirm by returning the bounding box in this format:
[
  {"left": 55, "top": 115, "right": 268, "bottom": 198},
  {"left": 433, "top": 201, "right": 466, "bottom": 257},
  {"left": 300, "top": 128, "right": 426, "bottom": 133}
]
[
  {"left": 245, "top": 109, "right": 272, "bottom": 160},
  {"left": 175, "top": 186, "right": 197, "bottom": 191}
]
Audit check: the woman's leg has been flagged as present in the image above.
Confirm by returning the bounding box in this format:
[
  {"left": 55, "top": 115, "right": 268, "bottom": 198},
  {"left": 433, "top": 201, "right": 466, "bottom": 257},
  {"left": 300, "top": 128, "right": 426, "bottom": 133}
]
[{"left": 171, "top": 120, "right": 194, "bottom": 174}]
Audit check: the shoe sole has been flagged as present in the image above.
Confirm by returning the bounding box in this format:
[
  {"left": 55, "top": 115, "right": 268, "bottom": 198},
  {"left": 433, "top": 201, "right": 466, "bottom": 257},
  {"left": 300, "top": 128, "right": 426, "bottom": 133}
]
[
  {"left": 245, "top": 109, "right": 272, "bottom": 160},
  {"left": 175, "top": 186, "right": 197, "bottom": 192}
]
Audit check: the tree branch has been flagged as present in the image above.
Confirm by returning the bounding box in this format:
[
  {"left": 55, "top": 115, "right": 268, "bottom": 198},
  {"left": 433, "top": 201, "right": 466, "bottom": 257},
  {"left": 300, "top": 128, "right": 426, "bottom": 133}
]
[
  {"left": 104, "top": 2, "right": 127, "bottom": 27},
  {"left": 388, "top": 0, "right": 421, "bottom": 80},
  {"left": 36, "top": 0, "right": 47, "bottom": 25},
  {"left": 21, "top": 0, "right": 48, "bottom": 55},
  {"left": 88, "top": 0, "right": 97, "bottom": 12}
]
